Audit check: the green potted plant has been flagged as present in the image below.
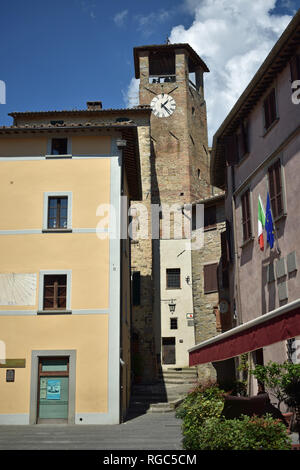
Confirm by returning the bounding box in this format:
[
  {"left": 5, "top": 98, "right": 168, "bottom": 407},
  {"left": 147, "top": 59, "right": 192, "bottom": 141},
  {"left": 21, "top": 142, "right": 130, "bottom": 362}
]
[
  {"left": 281, "top": 362, "right": 300, "bottom": 439},
  {"left": 251, "top": 361, "right": 300, "bottom": 432},
  {"left": 251, "top": 362, "right": 288, "bottom": 411}
]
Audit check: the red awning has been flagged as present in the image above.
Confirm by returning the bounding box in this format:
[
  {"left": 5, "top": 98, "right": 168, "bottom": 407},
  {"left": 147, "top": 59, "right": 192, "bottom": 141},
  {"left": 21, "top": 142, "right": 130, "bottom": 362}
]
[{"left": 189, "top": 301, "right": 300, "bottom": 366}]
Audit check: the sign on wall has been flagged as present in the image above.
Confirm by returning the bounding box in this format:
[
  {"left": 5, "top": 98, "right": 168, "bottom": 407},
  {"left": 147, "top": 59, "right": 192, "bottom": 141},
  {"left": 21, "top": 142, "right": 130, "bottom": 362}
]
[{"left": 47, "top": 379, "right": 61, "bottom": 400}]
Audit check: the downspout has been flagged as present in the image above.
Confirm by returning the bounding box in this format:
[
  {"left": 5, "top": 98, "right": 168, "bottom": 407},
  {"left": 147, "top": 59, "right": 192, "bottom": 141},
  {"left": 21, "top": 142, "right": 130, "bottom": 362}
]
[
  {"left": 232, "top": 194, "right": 243, "bottom": 327},
  {"left": 231, "top": 165, "right": 244, "bottom": 385}
]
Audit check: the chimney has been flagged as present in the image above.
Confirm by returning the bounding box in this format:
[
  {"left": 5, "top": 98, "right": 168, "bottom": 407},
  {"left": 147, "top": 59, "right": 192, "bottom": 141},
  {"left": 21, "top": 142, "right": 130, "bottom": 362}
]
[{"left": 87, "top": 101, "right": 102, "bottom": 111}]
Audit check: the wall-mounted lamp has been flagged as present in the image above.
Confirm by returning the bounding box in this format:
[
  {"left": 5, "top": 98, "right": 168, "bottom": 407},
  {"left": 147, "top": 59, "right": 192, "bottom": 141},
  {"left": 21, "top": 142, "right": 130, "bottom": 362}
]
[
  {"left": 168, "top": 300, "right": 176, "bottom": 313},
  {"left": 185, "top": 275, "right": 191, "bottom": 285}
]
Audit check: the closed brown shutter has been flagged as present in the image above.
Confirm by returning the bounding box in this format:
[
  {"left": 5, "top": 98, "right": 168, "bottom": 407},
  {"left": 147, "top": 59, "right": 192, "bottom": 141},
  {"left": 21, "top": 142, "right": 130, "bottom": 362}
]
[
  {"left": 241, "top": 189, "right": 252, "bottom": 242},
  {"left": 268, "top": 159, "right": 283, "bottom": 219},
  {"left": 290, "top": 55, "right": 300, "bottom": 82},
  {"left": 263, "top": 88, "right": 277, "bottom": 130},
  {"left": 204, "top": 263, "right": 218, "bottom": 293}
]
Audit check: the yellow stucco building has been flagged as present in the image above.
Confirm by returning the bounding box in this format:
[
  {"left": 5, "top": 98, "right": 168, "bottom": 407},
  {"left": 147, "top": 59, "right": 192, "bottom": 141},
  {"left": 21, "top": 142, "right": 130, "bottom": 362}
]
[{"left": 0, "top": 102, "right": 147, "bottom": 424}]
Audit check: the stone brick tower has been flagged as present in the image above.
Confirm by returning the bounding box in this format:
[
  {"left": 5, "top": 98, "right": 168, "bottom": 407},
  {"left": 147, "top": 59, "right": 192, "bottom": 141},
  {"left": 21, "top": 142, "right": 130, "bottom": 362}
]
[{"left": 131, "top": 43, "right": 212, "bottom": 383}]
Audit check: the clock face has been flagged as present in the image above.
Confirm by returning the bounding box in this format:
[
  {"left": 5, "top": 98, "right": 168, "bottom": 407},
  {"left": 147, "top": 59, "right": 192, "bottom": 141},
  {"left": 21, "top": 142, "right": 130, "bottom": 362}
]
[{"left": 150, "top": 93, "right": 176, "bottom": 118}]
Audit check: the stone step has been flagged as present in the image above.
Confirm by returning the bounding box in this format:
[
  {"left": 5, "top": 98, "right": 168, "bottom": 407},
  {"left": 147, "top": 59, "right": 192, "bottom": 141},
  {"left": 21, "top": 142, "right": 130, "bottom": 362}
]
[
  {"left": 148, "top": 398, "right": 184, "bottom": 413},
  {"left": 161, "top": 367, "right": 198, "bottom": 373},
  {"left": 131, "top": 384, "right": 195, "bottom": 394},
  {"left": 162, "top": 378, "right": 198, "bottom": 384},
  {"left": 160, "top": 375, "right": 198, "bottom": 381}
]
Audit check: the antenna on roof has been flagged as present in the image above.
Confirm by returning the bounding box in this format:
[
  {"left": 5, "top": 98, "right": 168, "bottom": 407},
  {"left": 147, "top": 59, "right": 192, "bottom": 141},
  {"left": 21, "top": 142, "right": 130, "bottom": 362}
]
[{"left": 166, "top": 37, "right": 170, "bottom": 44}]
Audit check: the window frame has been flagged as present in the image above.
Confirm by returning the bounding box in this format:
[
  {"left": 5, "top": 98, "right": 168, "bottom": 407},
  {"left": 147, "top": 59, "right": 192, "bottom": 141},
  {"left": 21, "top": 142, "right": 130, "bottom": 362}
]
[
  {"left": 43, "top": 191, "right": 72, "bottom": 232},
  {"left": 38, "top": 270, "right": 72, "bottom": 313},
  {"left": 166, "top": 268, "right": 181, "bottom": 290},
  {"left": 170, "top": 317, "right": 178, "bottom": 330},
  {"left": 46, "top": 137, "right": 72, "bottom": 157}
]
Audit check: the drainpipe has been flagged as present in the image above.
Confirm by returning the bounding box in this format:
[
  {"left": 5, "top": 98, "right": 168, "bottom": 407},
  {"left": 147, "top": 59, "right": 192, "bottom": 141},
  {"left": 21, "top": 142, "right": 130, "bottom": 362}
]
[
  {"left": 232, "top": 194, "right": 243, "bottom": 327},
  {"left": 231, "top": 165, "right": 244, "bottom": 384}
]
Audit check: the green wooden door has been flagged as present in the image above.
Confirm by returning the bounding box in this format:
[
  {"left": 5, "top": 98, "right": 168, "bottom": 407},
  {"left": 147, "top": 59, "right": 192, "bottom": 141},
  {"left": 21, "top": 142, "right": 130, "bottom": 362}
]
[{"left": 38, "top": 358, "right": 69, "bottom": 421}]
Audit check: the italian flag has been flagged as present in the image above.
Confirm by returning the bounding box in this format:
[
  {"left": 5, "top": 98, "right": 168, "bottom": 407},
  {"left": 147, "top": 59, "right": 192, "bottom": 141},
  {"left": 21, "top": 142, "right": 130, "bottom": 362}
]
[{"left": 258, "top": 195, "right": 266, "bottom": 251}]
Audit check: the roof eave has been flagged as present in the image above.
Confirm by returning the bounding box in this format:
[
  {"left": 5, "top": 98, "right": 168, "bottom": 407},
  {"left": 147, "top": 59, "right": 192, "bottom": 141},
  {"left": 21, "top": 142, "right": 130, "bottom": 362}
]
[{"left": 210, "top": 10, "right": 300, "bottom": 189}]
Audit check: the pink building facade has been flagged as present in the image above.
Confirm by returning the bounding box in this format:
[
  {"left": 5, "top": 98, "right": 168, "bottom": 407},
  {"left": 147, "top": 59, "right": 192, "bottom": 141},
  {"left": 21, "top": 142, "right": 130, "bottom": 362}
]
[{"left": 189, "top": 11, "right": 300, "bottom": 393}]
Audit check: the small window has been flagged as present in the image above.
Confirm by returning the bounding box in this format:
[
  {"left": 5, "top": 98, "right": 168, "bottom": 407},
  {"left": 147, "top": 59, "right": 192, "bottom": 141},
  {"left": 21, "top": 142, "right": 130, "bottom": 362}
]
[
  {"left": 170, "top": 318, "right": 178, "bottom": 330},
  {"left": 204, "top": 263, "right": 218, "bottom": 294},
  {"left": 48, "top": 197, "right": 68, "bottom": 229},
  {"left": 43, "top": 192, "right": 72, "bottom": 231},
  {"left": 51, "top": 138, "right": 68, "bottom": 155},
  {"left": 132, "top": 272, "right": 141, "bottom": 306},
  {"left": 263, "top": 88, "right": 277, "bottom": 131},
  {"left": 241, "top": 189, "right": 252, "bottom": 242},
  {"left": 166, "top": 268, "right": 181, "bottom": 289},
  {"left": 43, "top": 275, "right": 67, "bottom": 310},
  {"left": 268, "top": 159, "right": 284, "bottom": 219},
  {"left": 204, "top": 205, "right": 216, "bottom": 230}
]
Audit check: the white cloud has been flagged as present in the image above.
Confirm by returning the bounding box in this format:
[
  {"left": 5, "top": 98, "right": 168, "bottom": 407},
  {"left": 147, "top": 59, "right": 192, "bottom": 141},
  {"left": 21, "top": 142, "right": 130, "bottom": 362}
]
[
  {"left": 169, "top": 0, "right": 292, "bottom": 144},
  {"left": 134, "top": 10, "right": 171, "bottom": 37},
  {"left": 122, "top": 78, "right": 140, "bottom": 108},
  {"left": 114, "top": 9, "right": 128, "bottom": 27},
  {"left": 123, "top": 1, "right": 293, "bottom": 142}
]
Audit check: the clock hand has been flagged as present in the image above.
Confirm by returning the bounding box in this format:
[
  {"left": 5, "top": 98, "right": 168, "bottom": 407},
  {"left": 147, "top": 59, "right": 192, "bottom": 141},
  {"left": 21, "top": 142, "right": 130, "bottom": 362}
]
[{"left": 161, "top": 104, "right": 171, "bottom": 114}]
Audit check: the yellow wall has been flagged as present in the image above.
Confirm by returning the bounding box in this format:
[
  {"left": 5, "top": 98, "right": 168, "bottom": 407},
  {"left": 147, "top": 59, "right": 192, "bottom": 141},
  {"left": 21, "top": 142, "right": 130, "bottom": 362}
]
[
  {"left": 0, "top": 234, "right": 109, "bottom": 310},
  {"left": 0, "top": 135, "right": 111, "bottom": 157},
  {"left": 0, "top": 315, "right": 108, "bottom": 414},
  {"left": 0, "top": 158, "right": 110, "bottom": 230},
  {"left": 0, "top": 136, "right": 48, "bottom": 156},
  {"left": 0, "top": 136, "right": 114, "bottom": 417},
  {"left": 71, "top": 135, "right": 111, "bottom": 155}
]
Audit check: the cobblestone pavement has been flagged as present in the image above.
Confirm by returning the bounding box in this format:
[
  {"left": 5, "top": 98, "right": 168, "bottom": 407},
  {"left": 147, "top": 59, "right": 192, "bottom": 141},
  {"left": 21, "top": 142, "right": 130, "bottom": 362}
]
[{"left": 0, "top": 412, "right": 183, "bottom": 451}]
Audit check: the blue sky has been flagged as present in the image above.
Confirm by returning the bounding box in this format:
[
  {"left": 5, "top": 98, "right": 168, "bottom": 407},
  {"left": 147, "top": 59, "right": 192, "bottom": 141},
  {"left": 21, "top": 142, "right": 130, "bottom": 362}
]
[{"left": 0, "top": 1, "right": 297, "bottom": 138}]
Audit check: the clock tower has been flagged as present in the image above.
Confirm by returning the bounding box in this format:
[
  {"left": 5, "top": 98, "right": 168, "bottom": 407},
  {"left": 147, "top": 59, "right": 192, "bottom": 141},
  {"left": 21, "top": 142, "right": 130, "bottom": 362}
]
[
  {"left": 134, "top": 43, "right": 211, "bottom": 204},
  {"left": 131, "top": 43, "right": 212, "bottom": 383}
]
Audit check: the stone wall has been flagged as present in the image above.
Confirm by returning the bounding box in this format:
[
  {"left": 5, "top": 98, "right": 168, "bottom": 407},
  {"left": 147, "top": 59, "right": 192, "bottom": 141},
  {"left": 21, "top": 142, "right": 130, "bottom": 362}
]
[{"left": 191, "top": 200, "right": 229, "bottom": 381}]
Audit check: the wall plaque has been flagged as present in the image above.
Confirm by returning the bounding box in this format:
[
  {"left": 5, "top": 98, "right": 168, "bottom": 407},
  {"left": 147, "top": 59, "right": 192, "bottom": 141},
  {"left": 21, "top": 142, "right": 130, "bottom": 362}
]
[{"left": 6, "top": 369, "right": 15, "bottom": 382}]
